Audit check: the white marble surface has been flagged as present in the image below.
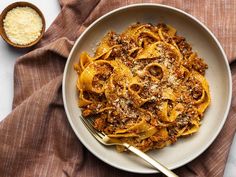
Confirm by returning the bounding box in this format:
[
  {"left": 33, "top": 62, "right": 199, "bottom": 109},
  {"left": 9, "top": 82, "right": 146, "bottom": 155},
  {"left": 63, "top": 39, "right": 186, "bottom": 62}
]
[{"left": 0, "top": 0, "right": 235, "bottom": 176}]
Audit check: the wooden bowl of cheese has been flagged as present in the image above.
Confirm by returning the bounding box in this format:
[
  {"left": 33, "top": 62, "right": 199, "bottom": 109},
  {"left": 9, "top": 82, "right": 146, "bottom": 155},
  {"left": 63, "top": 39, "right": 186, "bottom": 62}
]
[{"left": 0, "top": 2, "right": 45, "bottom": 48}]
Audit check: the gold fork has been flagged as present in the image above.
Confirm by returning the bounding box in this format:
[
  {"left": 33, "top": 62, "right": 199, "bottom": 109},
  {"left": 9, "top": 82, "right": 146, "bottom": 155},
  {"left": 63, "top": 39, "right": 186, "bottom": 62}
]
[{"left": 80, "top": 116, "right": 179, "bottom": 177}]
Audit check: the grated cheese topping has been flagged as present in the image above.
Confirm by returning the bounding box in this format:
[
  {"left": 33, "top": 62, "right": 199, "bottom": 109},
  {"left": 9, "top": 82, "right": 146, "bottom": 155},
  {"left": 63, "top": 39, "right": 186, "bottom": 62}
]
[{"left": 3, "top": 6, "right": 43, "bottom": 45}]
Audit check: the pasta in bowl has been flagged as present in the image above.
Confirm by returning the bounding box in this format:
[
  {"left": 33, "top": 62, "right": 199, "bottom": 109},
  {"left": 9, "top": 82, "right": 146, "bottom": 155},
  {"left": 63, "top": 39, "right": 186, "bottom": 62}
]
[
  {"left": 74, "top": 23, "right": 210, "bottom": 152},
  {"left": 63, "top": 4, "right": 231, "bottom": 173}
]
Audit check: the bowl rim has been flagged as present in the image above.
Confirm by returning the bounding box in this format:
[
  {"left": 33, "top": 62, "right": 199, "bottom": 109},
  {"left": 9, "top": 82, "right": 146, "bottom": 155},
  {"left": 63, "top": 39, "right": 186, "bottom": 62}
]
[
  {"left": 0, "top": 1, "right": 46, "bottom": 48},
  {"left": 62, "top": 3, "right": 232, "bottom": 173}
]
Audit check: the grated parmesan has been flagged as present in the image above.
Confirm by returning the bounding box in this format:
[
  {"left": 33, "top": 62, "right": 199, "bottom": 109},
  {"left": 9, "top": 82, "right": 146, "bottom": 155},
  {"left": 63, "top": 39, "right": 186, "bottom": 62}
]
[
  {"left": 168, "top": 75, "right": 177, "bottom": 84},
  {"left": 3, "top": 7, "right": 43, "bottom": 45}
]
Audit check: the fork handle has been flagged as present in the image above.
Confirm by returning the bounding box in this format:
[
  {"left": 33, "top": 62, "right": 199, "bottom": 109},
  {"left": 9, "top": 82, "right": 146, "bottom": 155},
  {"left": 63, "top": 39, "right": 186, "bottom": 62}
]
[{"left": 123, "top": 143, "right": 179, "bottom": 177}]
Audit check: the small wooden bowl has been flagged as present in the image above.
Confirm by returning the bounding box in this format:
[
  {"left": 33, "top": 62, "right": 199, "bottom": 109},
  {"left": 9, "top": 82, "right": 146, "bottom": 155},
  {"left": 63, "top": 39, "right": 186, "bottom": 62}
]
[{"left": 0, "top": 2, "right": 45, "bottom": 48}]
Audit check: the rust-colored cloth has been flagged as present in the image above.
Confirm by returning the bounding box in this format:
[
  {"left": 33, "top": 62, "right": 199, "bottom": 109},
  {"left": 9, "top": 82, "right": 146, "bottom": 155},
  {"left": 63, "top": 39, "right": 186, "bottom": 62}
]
[{"left": 0, "top": 0, "right": 235, "bottom": 177}]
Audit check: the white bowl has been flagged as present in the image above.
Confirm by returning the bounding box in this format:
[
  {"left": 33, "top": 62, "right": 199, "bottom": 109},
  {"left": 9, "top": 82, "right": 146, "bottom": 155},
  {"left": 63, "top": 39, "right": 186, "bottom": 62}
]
[{"left": 62, "top": 3, "right": 232, "bottom": 174}]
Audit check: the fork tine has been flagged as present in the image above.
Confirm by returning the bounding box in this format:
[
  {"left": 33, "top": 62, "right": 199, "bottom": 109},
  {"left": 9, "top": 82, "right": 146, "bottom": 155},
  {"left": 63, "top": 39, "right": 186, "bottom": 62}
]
[
  {"left": 86, "top": 119, "right": 107, "bottom": 138},
  {"left": 80, "top": 116, "right": 99, "bottom": 135},
  {"left": 80, "top": 116, "right": 95, "bottom": 134},
  {"left": 99, "top": 131, "right": 106, "bottom": 136},
  {"left": 88, "top": 118, "right": 94, "bottom": 123},
  {"left": 86, "top": 117, "right": 95, "bottom": 126},
  {"left": 80, "top": 116, "right": 106, "bottom": 144},
  {"left": 86, "top": 118, "right": 107, "bottom": 137}
]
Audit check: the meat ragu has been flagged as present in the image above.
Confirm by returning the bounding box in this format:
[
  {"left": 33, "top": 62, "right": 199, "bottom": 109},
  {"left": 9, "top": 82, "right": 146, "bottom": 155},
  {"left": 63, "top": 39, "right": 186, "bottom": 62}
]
[{"left": 74, "top": 23, "right": 210, "bottom": 152}]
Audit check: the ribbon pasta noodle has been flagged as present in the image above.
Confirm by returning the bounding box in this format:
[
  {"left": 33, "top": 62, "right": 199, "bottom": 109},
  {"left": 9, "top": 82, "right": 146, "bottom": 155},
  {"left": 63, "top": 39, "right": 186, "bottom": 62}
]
[{"left": 74, "top": 23, "right": 210, "bottom": 152}]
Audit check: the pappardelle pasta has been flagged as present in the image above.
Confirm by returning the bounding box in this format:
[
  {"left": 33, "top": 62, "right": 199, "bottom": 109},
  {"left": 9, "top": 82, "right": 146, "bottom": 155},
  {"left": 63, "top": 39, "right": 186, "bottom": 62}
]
[{"left": 74, "top": 23, "right": 210, "bottom": 152}]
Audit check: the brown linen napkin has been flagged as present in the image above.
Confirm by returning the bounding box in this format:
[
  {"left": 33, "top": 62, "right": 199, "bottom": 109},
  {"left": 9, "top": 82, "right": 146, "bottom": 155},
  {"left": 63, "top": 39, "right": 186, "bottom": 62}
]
[{"left": 0, "top": 0, "right": 235, "bottom": 177}]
